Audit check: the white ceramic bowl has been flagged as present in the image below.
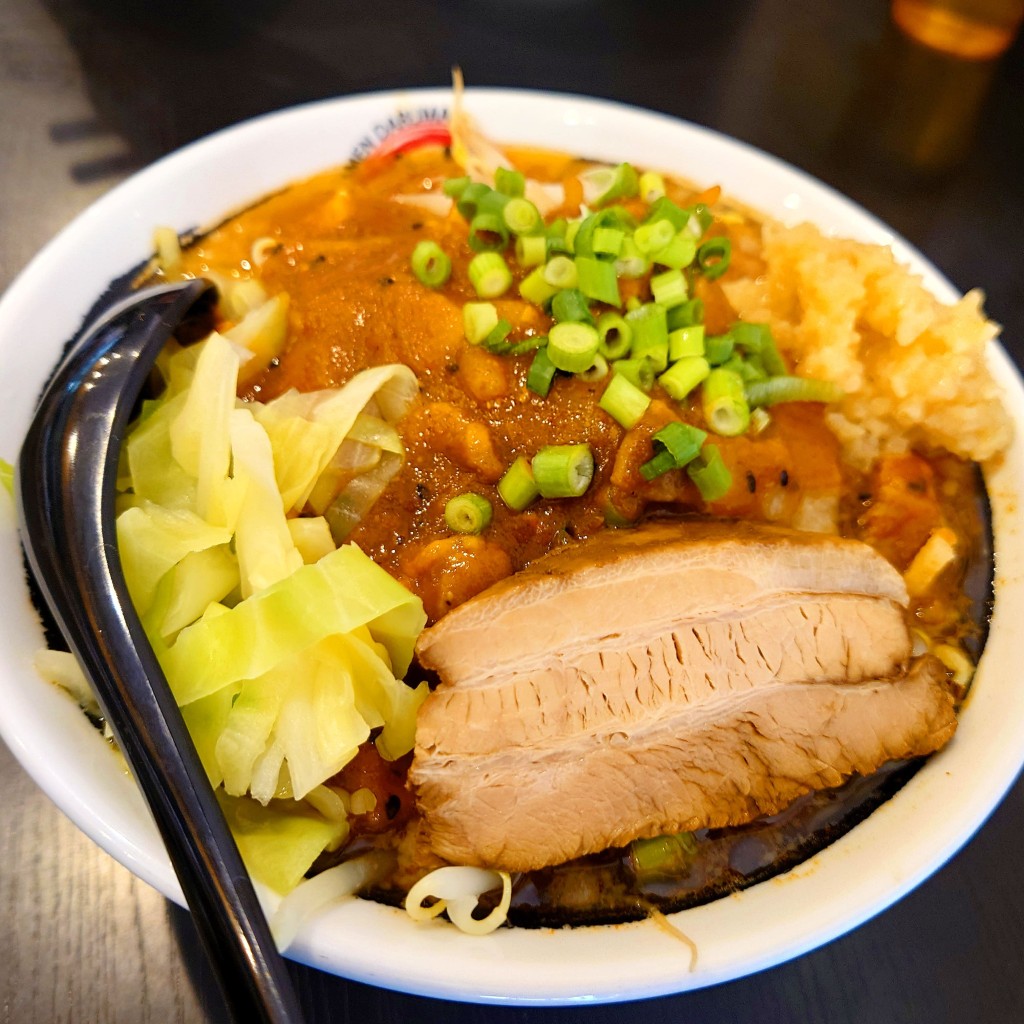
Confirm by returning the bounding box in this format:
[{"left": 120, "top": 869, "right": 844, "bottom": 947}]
[{"left": 1, "top": 88, "right": 1023, "bottom": 1006}]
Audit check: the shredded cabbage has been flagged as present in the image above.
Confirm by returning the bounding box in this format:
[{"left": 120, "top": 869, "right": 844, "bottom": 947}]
[{"left": 110, "top": 332, "right": 426, "bottom": 893}]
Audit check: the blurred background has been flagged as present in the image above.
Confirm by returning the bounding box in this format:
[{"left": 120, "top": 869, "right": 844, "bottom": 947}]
[{"left": 2, "top": 1, "right": 1023, "bottom": 1022}]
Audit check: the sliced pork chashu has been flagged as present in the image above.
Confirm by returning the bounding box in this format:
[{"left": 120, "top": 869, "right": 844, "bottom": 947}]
[{"left": 410, "top": 520, "right": 957, "bottom": 872}]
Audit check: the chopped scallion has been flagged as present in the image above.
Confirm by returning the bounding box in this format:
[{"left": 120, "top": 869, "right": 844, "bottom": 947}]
[
  {"left": 444, "top": 493, "right": 493, "bottom": 534},
  {"left": 639, "top": 171, "right": 666, "bottom": 203},
  {"left": 410, "top": 240, "right": 451, "bottom": 288},
  {"left": 503, "top": 197, "right": 542, "bottom": 236},
  {"left": 463, "top": 301, "right": 499, "bottom": 344},
  {"left": 592, "top": 226, "right": 625, "bottom": 256},
  {"left": 599, "top": 373, "right": 651, "bottom": 429},
  {"left": 696, "top": 236, "right": 732, "bottom": 280},
  {"left": 612, "top": 356, "right": 656, "bottom": 392},
  {"left": 667, "top": 298, "right": 704, "bottom": 330},
  {"left": 580, "top": 162, "right": 639, "bottom": 207},
  {"left": 597, "top": 311, "right": 633, "bottom": 360},
  {"left": 669, "top": 324, "right": 705, "bottom": 361},
  {"left": 658, "top": 355, "right": 710, "bottom": 400},
  {"left": 531, "top": 443, "right": 595, "bottom": 498},
  {"left": 456, "top": 181, "right": 491, "bottom": 220},
  {"left": 650, "top": 268, "right": 688, "bottom": 309},
  {"left": 687, "top": 443, "right": 732, "bottom": 501},
  {"left": 442, "top": 176, "right": 471, "bottom": 199},
  {"left": 574, "top": 255, "right": 621, "bottom": 306},
  {"left": 614, "top": 235, "right": 650, "bottom": 279},
  {"left": 702, "top": 368, "right": 751, "bottom": 436},
  {"left": 515, "top": 233, "right": 548, "bottom": 268},
  {"left": 548, "top": 321, "right": 600, "bottom": 373},
  {"left": 579, "top": 353, "right": 609, "bottom": 383},
  {"left": 644, "top": 197, "right": 689, "bottom": 231},
  {"left": 704, "top": 333, "right": 735, "bottom": 366},
  {"left": 640, "top": 421, "right": 707, "bottom": 480},
  {"left": 633, "top": 219, "right": 676, "bottom": 256},
  {"left": 650, "top": 232, "right": 698, "bottom": 270},
  {"left": 626, "top": 303, "right": 669, "bottom": 372},
  {"left": 745, "top": 376, "right": 843, "bottom": 408},
  {"left": 494, "top": 166, "right": 526, "bottom": 197},
  {"left": 526, "top": 345, "right": 558, "bottom": 396},
  {"left": 519, "top": 265, "right": 560, "bottom": 306},
  {"left": 468, "top": 211, "right": 510, "bottom": 253},
  {"left": 551, "top": 288, "right": 595, "bottom": 325},
  {"left": 498, "top": 456, "right": 540, "bottom": 510},
  {"left": 543, "top": 255, "right": 579, "bottom": 290},
  {"left": 468, "top": 252, "right": 513, "bottom": 298}
]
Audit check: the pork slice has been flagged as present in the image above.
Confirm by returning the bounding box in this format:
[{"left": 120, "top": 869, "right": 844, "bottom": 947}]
[
  {"left": 409, "top": 520, "right": 958, "bottom": 872},
  {"left": 412, "top": 657, "right": 955, "bottom": 871}
]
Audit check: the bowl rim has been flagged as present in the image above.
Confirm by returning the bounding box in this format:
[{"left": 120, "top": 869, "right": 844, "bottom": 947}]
[{"left": 1, "top": 86, "right": 1023, "bottom": 1005}]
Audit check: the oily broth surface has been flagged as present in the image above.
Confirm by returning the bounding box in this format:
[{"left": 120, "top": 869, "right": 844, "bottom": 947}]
[{"left": 163, "top": 144, "right": 990, "bottom": 924}]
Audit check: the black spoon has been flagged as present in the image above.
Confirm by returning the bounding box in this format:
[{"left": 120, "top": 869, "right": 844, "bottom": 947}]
[{"left": 15, "top": 280, "right": 306, "bottom": 1024}]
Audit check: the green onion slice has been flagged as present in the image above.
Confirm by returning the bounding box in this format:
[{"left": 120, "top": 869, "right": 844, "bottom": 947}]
[
  {"left": 548, "top": 321, "right": 600, "bottom": 373},
  {"left": 468, "top": 212, "right": 510, "bottom": 253},
  {"left": 658, "top": 355, "right": 711, "bottom": 401},
  {"left": 614, "top": 235, "right": 650, "bottom": 279},
  {"left": 444, "top": 493, "right": 493, "bottom": 534},
  {"left": 550, "top": 288, "right": 595, "bottom": 326},
  {"left": 579, "top": 162, "right": 639, "bottom": 207},
  {"left": 667, "top": 298, "right": 704, "bottom": 331},
  {"left": 634, "top": 219, "right": 676, "bottom": 256},
  {"left": 574, "top": 255, "right": 621, "bottom": 307},
  {"left": 599, "top": 372, "right": 651, "bottom": 429},
  {"left": 597, "top": 311, "right": 633, "bottom": 360},
  {"left": 480, "top": 319, "right": 513, "bottom": 352},
  {"left": 531, "top": 444, "right": 595, "bottom": 498},
  {"left": 651, "top": 268, "right": 688, "bottom": 309},
  {"left": 612, "top": 356, "right": 656, "bottom": 393},
  {"left": 498, "top": 456, "right": 540, "bottom": 511},
  {"left": 640, "top": 421, "right": 707, "bottom": 480},
  {"left": 468, "top": 252, "right": 513, "bottom": 298},
  {"left": 687, "top": 443, "right": 732, "bottom": 501},
  {"left": 515, "top": 234, "right": 548, "bottom": 268},
  {"left": 503, "top": 197, "right": 542, "bottom": 236},
  {"left": 650, "top": 232, "right": 698, "bottom": 271},
  {"left": 442, "top": 176, "right": 471, "bottom": 199},
  {"left": 463, "top": 301, "right": 499, "bottom": 344},
  {"left": 578, "top": 353, "right": 609, "bottom": 383},
  {"left": 626, "top": 302, "right": 669, "bottom": 372},
  {"left": 456, "top": 181, "right": 491, "bottom": 220},
  {"left": 702, "top": 368, "right": 751, "bottom": 436},
  {"left": 704, "top": 333, "right": 735, "bottom": 366},
  {"left": 410, "top": 240, "right": 452, "bottom": 288},
  {"left": 494, "top": 166, "right": 526, "bottom": 197},
  {"left": 668, "top": 324, "right": 705, "bottom": 361},
  {"left": 639, "top": 171, "right": 666, "bottom": 203},
  {"left": 644, "top": 197, "right": 689, "bottom": 231},
  {"left": 543, "top": 255, "right": 579, "bottom": 290},
  {"left": 745, "top": 376, "right": 843, "bottom": 408},
  {"left": 519, "top": 265, "right": 560, "bottom": 306},
  {"left": 526, "top": 345, "right": 558, "bottom": 397},
  {"left": 696, "top": 236, "right": 732, "bottom": 280}
]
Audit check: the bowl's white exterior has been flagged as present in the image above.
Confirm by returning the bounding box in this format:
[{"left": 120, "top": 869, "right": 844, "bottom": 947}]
[{"left": 1, "top": 89, "right": 1022, "bottom": 1005}]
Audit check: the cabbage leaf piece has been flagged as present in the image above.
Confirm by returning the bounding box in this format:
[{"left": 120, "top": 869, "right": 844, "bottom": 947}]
[{"left": 218, "top": 791, "right": 346, "bottom": 895}]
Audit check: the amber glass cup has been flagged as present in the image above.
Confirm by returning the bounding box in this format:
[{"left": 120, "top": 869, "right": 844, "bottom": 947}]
[{"left": 892, "top": 0, "right": 1024, "bottom": 59}]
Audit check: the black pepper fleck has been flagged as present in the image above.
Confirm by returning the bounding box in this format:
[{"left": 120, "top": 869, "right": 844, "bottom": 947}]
[
  {"left": 780, "top": 469, "right": 789, "bottom": 487},
  {"left": 385, "top": 795, "right": 402, "bottom": 820},
  {"left": 746, "top": 471, "right": 756, "bottom": 493}
]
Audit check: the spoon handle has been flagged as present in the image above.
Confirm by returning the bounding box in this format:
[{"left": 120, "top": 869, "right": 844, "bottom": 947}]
[{"left": 17, "top": 282, "right": 306, "bottom": 1024}]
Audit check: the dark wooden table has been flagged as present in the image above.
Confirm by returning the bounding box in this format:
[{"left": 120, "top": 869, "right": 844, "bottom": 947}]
[{"left": 2, "top": 1, "right": 1023, "bottom": 1021}]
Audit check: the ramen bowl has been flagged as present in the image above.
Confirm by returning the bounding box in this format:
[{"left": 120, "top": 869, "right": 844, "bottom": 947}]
[{"left": 1, "top": 88, "right": 1023, "bottom": 1005}]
